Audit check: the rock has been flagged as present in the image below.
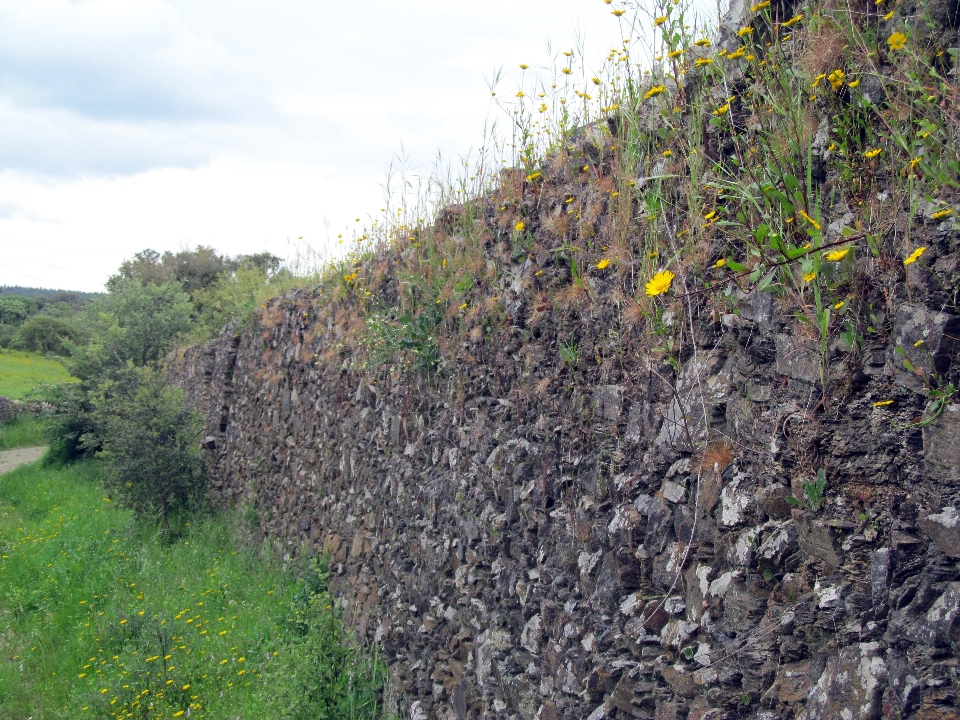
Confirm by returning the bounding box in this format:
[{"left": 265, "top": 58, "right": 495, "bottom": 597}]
[
  {"left": 919, "top": 507, "right": 960, "bottom": 556},
  {"left": 756, "top": 483, "right": 793, "bottom": 520},
  {"left": 805, "top": 642, "right": 887, "bottom": 720},
  {"left": 761, "top": 660, "right": 812, "bottom": 706},
  {"left": 594, "top": 385, "right": 624, "bottom": 421},
  {"left": 775, "top": 334, "right": 822, "bottom": 384},
  {"left": 719, "top": 468, "right": 754, "bottom": 528},
  {"left": 924, "top": 406, "right": 960, "bottom": 485},
  {"left": 794, "top": 511, "right": 843, "bottom": 568},
  {"left": 902, "top": 582, "right": 960, "bottom": 647},
  {"left": 887, "top": 304, "right": 960, "bottom": 394},
  {"left": 662, "top": 664, "right": 699, "bottom": 698},
  {"left": 0, "top": 396, "right": 22, "bottom": 424}
]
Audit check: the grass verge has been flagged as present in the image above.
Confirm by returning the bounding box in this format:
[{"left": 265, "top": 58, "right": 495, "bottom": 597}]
[
  {"left": 0, "top": 414, "right": 50, "bottom": 451},
  {"left": 0, "top": 459, "right": 388, "bottom": 720}
]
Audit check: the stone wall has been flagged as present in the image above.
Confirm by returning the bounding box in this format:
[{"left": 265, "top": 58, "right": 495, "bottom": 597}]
[
  {"left": 170, "top": 263, "right": 960, "bottom": 720},
  {"left": 167, "top": 4, "right": 960, "bottom": 711}
]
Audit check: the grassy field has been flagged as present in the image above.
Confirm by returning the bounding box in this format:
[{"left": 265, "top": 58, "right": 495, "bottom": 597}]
[
  {"left": 0, "top": 350, "right": 74, "bottom": 399},
  {"left": 0, "top": 459, "right": 387, "bottom": 720}
]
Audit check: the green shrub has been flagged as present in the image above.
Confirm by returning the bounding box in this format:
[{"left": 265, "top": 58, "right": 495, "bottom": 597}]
[{"left": 12, "top": 315, "right": 81, "bottom": 355}]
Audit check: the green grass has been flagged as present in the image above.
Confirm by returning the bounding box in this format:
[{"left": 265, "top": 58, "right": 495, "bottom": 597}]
[
  {"left": 0, "top": 414, "right": 50, "bottom": 450},
  {"left": 0, "top": 350, "right": 75, "bottom": 399},
  {"left": 0, "top": 459, "right": 388, "bottom": 720}
]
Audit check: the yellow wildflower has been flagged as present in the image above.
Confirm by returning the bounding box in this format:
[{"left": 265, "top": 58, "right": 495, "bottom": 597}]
[
  {"left": 914, "top": 339, "right": 924, "bottom": 347},
  {"left": 653, "top": 16, "right": 668, "bottom": 26},
  {"left": 909, "top": 157, "right": 921, "bottom": 170},
  {"left": 663, "top": 149, "right": 673, "bottom": 157},
  {"left": 825, "top": 247, "right": 850, "bottom": 261},
  {"left": 519, "top": 63, "right": 529, "bottom": 69},
  {"left": 713, "top": 103, "right": 730, "bottom": 115},
  {"left": 750, "top": 0, "right": 771, "bottom": 9},
  {"left": 644, "top": 85, "right": 666, "bottom": 99},
  {"left": 727, "top": 47, "right": 746, "bottom": 59},
  {"left": 612, "top": 9, "right": 626, "bottom": 16},
  {"left": 695, "top": 57, "right": 713, "bottom": 66},
  {"left": 812, "top": 73, "right": 827, "bottom": 88},
  {"left": 704, "top": 210, "right": 717, "bottom": 220},
  {"left": 713, "top": 258, "right": 726, "bottom": 268},
  {"left": 797, "top": 209, "right": 821, "bottom": 230},
  {"left": 803, "top": 271, "right": 817, "bottom": 282},
  {"left": 561, "top": 67, "right": 572, "bottom": 74},
  {"left": 645, "top": 270, "right": 676, "bottom": 296},
  {"left": 828, "top": 69, "right": 845, "bottom": 89},
  {"left": 596, "top": 258, "right": 611, "bottom": 270},
  {"left": 834, "top": 301, "right": 845, "bottom": 309},
  {"left": 515, "top": 221, "right": 525, "bottom": 232},
  {"left": 526, "top": 171, "right": 541, "bottom": 182},
  {"left": 931, "top": 209, "right": 954, "bottom": 220},
  {"left": 782, "top": 13, "right": 803, "bottom": 26},
  {"left": 458, "top": 303, "right": 468, "bottom": 310},
  {"left": 864, "top": 148, "right": 882, "bottom": 158},
  {"left": 848, "top": 79, "right": 860, "bottom": 88},
  {"left": 903, "top": 246, "right": 926, "bottom": 265},
  {"left": 873, "top": 399, "right": 894, "bottom": 407},
  {"left": 737, "top": 26, "right": 754, "bottom": 36},
  {"left": 888, "top": 31, "right": 907, "bottom": 50},
  {"left": 694, "top": 38, "right": 711, "bottom": 47},
  {"left": 882, "top": 10, "right": 894, "bottom": 19},
  {"left": 668, "top": 49, "right": 683, "bottom": 58}
]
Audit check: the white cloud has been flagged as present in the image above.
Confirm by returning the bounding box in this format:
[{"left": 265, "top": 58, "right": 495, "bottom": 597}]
[{"left": 0, "top": 0, "right": 719, "bottom": 291}]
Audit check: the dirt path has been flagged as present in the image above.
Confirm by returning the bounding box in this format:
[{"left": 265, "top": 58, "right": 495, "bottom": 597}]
[{"left": 0, "top": 446, "right": 47, "bottom": 475}]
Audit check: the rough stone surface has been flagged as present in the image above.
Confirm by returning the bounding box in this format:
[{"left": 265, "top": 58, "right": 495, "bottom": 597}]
[{"left": 920, "top": 507, "right": 960, "bottom": 557}]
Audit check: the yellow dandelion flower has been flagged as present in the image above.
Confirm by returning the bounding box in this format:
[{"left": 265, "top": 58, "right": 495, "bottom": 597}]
[
  {"left": 797, "top": 209, "right": 821, "bottom": 230},
  {"left": 704, "top": 210, "right": 717, "bottom": 220},
  {"left": 888, "top": 31, "right": 907, "bottom": 50},
  {"left": 644, "top": 84, "right": 667, "bottom": 99},
  {"left": 526, "top": 171, "right": 542, "bottom": 182},
  {"left": 645, "top": 270, "right": 675, "bottom": 296},
  {"left": 931, "top": 209, "right": 954, "bottom": 220},
  {"left": 515, "top": 90, "right": 525, "bottom": 98},
  {"left": 873, "top": 399, "right": 894, "bottom": 406},
  {"left": 834, "top": 301, "right": 845, "bottom": 309},
  {"left": 903, "top": 246, "right": 926, "bottom": 265},
  {"left": 727, "top": 47, "right": 746, "bottom": 59},
  {"left": 848, "top": 78, "right": 860, "bottom": 88},
  {"left": 515, "top": 221, "right": 525, "bottom": 231},
  {"left": 825, "top": 247, "right": 850, "bottom": 261},
  {"left": 653, "top": 16, "right": 668, "bottom": 26},
  {"left": 458, "top": 303, "right": 468, "bottom": 310},
  {"left": 694, "top": 38, "right": 711, "bottom": 47},
  {"left": 737, "top": 26, "right": 754, "bottom": 36},
  {"left": 173, "top": 713, "right": 184, "bottom": 718},
  {"left": 713, "top": 258, "right": 726, "bottom": 268},
  {"left": 596, "top": 258, "right": 611, "bottom": 270},
  {"left": 612, "top": 9, "right": 626, "bottom": 16},
  {"left": 812, "top": 73, "right": 827, "bottom": 88},
  {"left": 663, "top": 149, "right": 673, "bottom": 157},
  {"left": 883, "top": 10, "right": 894, "bottom": 19},
  {"left": 668, "top": 49, "right": 683, "bottom": 58},
  {"left": 561, "top": 67, "right": 572, "bottom": 75},
  {"left": 782, "top": 13, "right": 804, "bottom": 26},
  {"left": 695, "top": 57, "right": 713, "bottom": 66},
  {"left": 864, "top": 148, "right": 882, "bottom": 158},
  {"left": 803, "top": 271, "right": 817, "bottom": 282},
  {"left": 519, "top": 63, "right": 529, "bottom": 70},
  {"left": 751, "top": 0, "right": 771, "bottom": 9},
  {"left": 713, "top": 103, "right": 730, "bottom": 115},
  {"left": 914, "top": 339, "right": 924, "bottom": 347},
  {"left": 909, "top": 157, "right": 921, "bottom": 170}
]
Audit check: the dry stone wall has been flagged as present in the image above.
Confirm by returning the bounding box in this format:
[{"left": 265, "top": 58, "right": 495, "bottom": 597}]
[{"left": 171, "top": 266, "right": 960, "bottom": 720}]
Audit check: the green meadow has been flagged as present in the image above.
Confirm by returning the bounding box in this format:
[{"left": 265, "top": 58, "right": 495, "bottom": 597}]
[{"left": 0, "top": 350, "right": 74, "bottom": 399}]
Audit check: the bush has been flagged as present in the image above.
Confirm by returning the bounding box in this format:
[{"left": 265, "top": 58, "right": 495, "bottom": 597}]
[
  {"left": 94, "top": 367, "right": 207, "bottom": 529},
  {"left": 12, "top": 315, "right": 80, "bottom": 355}
]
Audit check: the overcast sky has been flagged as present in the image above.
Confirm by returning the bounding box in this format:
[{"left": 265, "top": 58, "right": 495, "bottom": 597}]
[{"left": 0, "top": 0, "right": 718, "bottom": 292}]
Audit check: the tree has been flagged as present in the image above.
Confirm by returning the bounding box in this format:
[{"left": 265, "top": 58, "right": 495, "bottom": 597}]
[
  {"left": 98, "top": 279, "right": 193, "bottom": 367},
  {"left": 13, "top": 315, "right": 81, "bottom": 354},
  {"left": 95, "top": 367, "right": 206, "bottom": 529},
  {"left": 0, "top": 295, "right": 31, "bottom": 325}
]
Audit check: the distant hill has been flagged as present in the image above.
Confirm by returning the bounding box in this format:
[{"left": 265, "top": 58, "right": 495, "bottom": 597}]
[{"left": 1, "top": 286, "right": 101, "bottom": 301}]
